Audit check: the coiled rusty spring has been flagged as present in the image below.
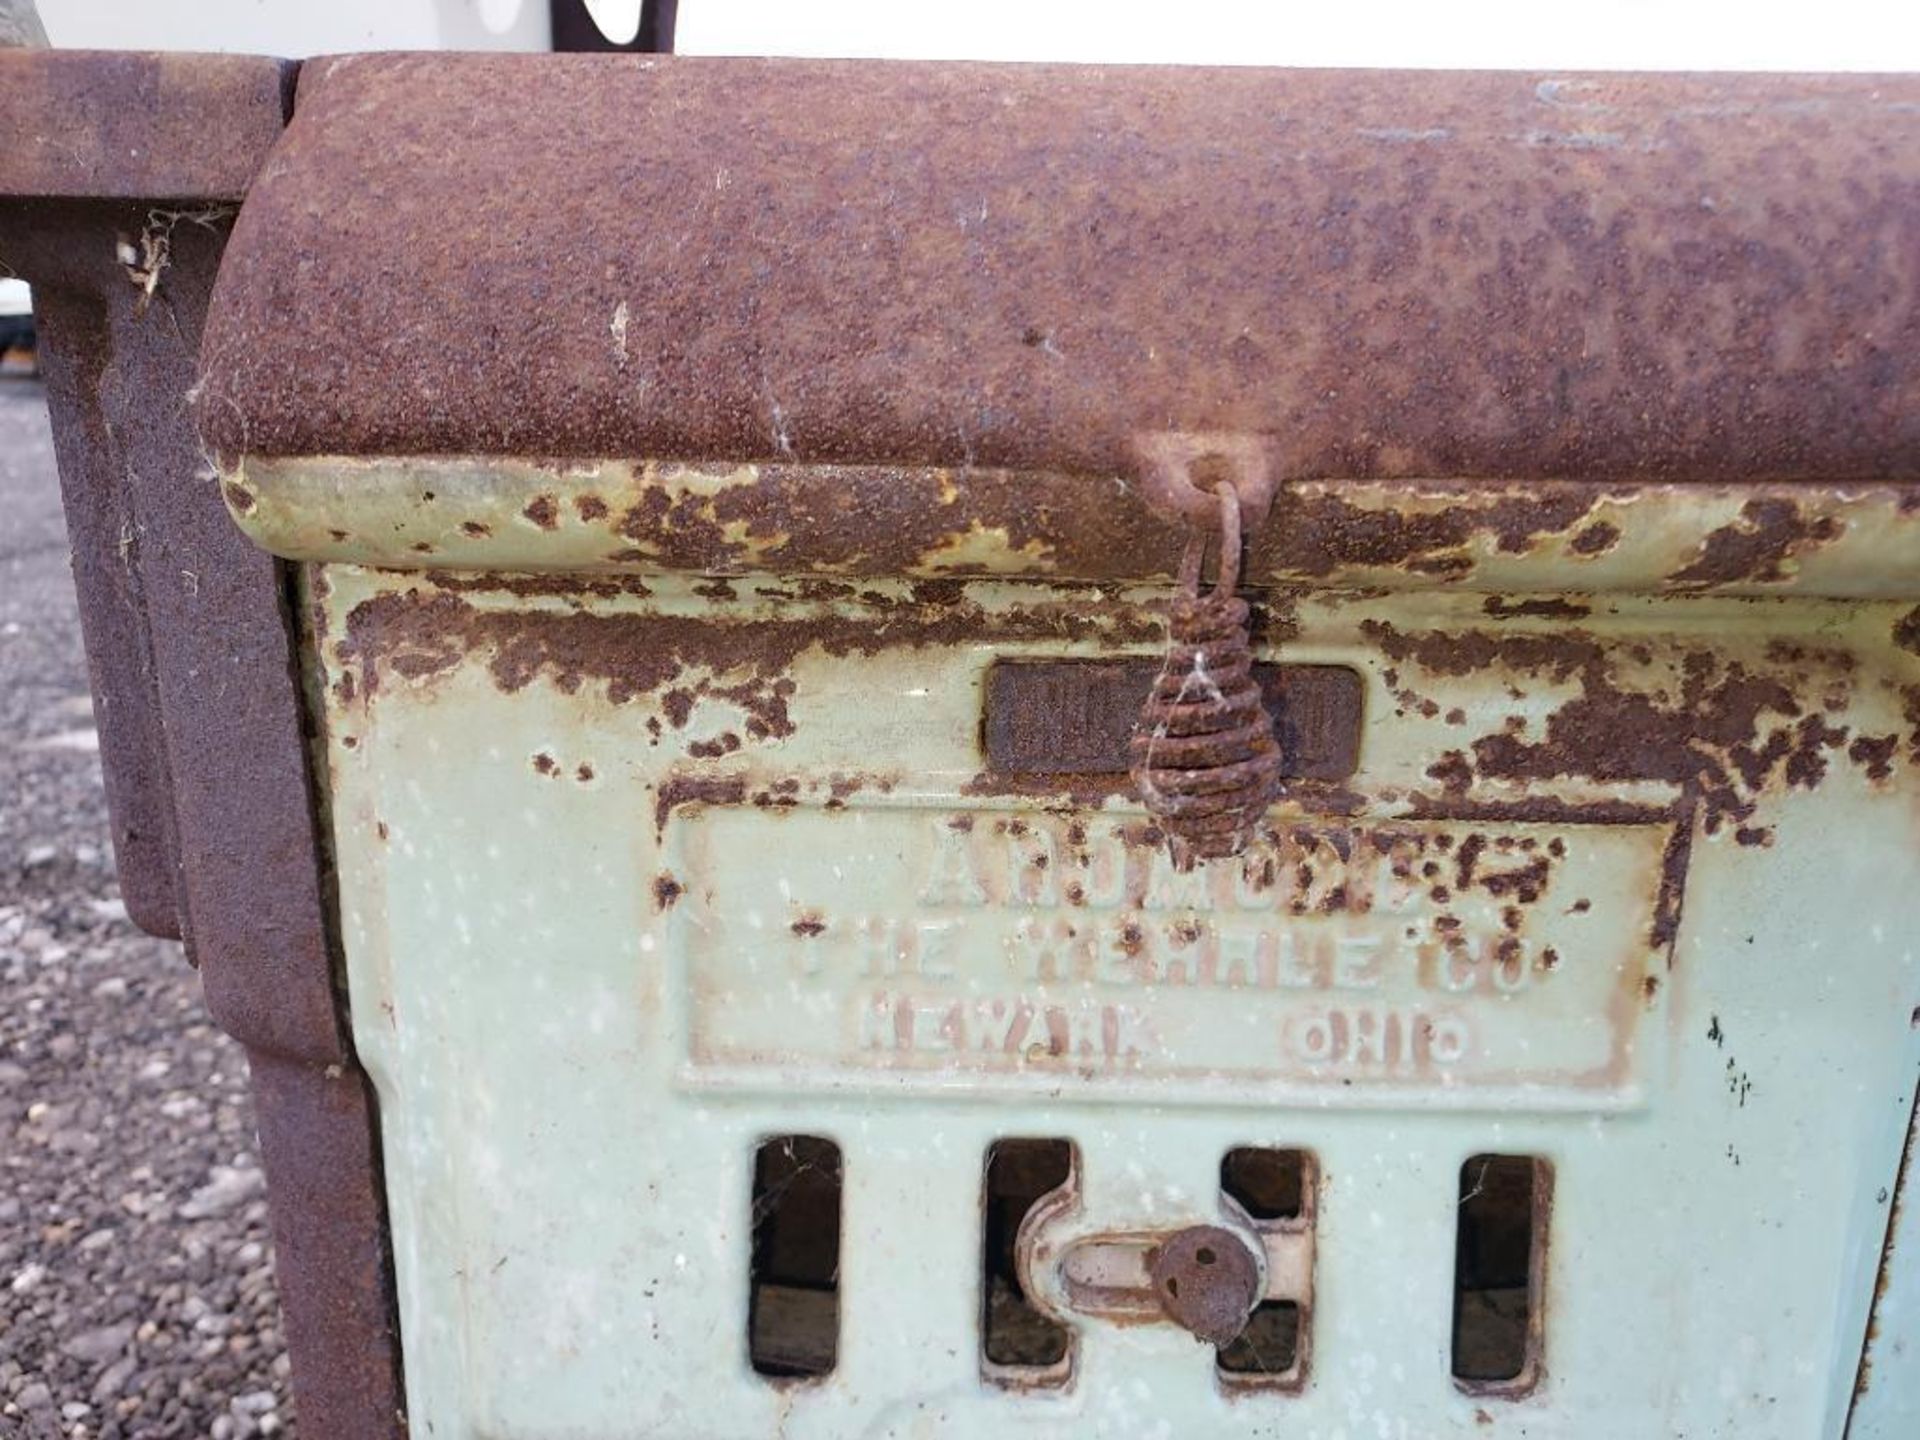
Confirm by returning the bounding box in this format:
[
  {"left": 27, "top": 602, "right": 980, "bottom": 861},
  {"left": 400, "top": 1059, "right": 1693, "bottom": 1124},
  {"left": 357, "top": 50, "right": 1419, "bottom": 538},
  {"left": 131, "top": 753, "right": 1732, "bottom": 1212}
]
[{"left": 1131, "top": 485, "right": 1283, "bottom": 869}]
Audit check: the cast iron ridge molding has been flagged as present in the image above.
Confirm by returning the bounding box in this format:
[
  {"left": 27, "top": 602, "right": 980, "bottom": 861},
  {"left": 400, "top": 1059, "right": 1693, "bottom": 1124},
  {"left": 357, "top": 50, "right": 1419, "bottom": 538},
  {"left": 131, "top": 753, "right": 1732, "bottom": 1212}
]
[
  {"left": 197, "top": 56, "right": 1920, "bottom": 483},
  {"left": 0, "top": 48, "right": 408, "bottom": 1440}
]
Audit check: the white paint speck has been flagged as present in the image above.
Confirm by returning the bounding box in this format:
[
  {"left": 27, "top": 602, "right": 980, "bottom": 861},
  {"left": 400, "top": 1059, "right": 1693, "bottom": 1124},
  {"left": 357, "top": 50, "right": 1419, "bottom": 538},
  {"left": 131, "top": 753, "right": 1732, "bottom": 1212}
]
[{"left": 610, "top": 301, "right": 630, "bottom": 365}]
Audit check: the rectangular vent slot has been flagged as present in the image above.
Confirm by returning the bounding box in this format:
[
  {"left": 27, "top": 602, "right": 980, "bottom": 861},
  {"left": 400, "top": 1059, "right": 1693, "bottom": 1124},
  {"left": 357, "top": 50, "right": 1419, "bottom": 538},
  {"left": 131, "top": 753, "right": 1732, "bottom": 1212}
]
[
  {"left": 1452, "top": 1154, "right": 1550, "bottom": 1393},
  {"left": 1218, "top": 1301, "right": 1303, "bottom": 1378},
  {"left": 748, "top": 1135, "right": 842, "bottom": 1380},
  {"left": 1222, "top": 1146, "right": 1307, "bottom": 1223},
  {"left": 1218, "top": 1147, "right": 1314, "bottom": 1387},
  {"left": 982, "top": 1138, "right": 1075, "bottom": 1383}
]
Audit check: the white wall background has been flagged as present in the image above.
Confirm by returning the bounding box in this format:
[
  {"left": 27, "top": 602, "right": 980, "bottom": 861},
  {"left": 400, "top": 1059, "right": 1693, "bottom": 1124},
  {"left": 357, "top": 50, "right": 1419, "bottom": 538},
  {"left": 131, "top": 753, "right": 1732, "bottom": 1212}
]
[
  {"left": 36, "top": 0, "right": 551, "bottom": 52},
  {"left": 31, "top": 0, "right": 1920, "bottom": 69},
  {"left": 678, "top": 1, "right": 1920, "bottom": 71}
]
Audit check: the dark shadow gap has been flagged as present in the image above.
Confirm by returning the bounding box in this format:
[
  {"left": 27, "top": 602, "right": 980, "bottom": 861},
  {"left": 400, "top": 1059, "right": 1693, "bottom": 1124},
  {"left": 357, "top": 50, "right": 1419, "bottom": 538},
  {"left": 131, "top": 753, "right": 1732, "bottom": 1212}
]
[
  {"left": 749, "top": 1134, "right": 842, "bottom": 1380},
  {"left": 982, "top": 1138, "right": 1075, "bottom": 1380}
]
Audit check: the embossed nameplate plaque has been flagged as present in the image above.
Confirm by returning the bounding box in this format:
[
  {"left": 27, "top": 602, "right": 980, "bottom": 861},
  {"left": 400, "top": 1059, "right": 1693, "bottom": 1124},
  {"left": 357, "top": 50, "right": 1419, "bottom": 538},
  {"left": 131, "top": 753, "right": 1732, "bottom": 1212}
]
[{"left": 666, "top": 800, "right": 1670, "bottom": 1112}]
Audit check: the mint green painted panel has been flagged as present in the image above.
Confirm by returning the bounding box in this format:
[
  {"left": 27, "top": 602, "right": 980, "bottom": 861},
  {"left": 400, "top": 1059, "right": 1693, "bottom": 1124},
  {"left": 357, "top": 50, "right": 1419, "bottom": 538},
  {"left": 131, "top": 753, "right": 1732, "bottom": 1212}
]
[
  {"left": 304, "top": 566, "right": 1920, "bottom": 1439},
  {"left": 1849, "top": 1098, "right": 1919, "bottom": 1438}
]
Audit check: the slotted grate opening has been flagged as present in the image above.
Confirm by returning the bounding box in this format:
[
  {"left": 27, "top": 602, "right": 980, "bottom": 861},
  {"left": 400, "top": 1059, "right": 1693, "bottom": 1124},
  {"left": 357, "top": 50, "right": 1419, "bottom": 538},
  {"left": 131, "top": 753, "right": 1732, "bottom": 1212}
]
[
  {"left": 981, "top": 1138, "right": 1075, "bottom": 1381},
  {"left": 1217, "top": 1147, "right": 1313, "bottom": 1386},
  {"left": 748, "top": 1135, "right": 842, "bottom": 1380},
  {"left": 1218, "top": 1301, "right": 1303, "bottom": 1377},
  {"left": 1452, "top": 1154, "right": 1550, "bottom": 1393},
  {"left": 1222, "top": 1146, "right": 1308, "bottom": 1222}
]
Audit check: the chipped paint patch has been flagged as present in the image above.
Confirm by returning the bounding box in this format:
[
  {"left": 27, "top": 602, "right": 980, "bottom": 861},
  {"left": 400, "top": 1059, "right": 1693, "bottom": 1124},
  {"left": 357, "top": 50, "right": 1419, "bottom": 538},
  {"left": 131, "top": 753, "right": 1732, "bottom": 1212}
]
[{"left": 227, "top": 458, "right": 1920, "bottom": 600}]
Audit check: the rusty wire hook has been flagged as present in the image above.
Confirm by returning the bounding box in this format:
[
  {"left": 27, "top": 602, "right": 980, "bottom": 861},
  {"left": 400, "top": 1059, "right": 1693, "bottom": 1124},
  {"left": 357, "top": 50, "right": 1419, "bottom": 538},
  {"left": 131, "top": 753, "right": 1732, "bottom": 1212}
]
[{"left": 1176, "top": 483, "right": 1244, "bottom": 600}]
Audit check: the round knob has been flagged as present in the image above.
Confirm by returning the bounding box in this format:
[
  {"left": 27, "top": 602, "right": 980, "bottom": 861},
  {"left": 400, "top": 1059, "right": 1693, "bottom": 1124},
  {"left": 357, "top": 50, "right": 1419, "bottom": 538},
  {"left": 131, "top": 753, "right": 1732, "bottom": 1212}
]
[{"left": 1148, "top": 1224, "right": 1262, "bottom": 1346}]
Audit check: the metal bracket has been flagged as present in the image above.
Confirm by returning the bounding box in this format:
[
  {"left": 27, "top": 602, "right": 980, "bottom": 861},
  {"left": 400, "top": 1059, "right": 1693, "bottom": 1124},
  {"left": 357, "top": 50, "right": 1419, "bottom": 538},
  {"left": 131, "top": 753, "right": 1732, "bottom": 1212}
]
[
  {"left": 1014, "top": 1178, "right": 1312, "bottom": 1347},
  {"left": 1131, "top": 430, "right": 1278, "bottom": 531}
]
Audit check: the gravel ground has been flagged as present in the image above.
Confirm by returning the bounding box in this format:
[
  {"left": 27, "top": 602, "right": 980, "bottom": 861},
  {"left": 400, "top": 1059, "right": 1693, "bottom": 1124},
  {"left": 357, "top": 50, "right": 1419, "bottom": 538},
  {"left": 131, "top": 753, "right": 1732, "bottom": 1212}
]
[{"left": 1, "top": 377, "right": 296, "bottom": 1438}]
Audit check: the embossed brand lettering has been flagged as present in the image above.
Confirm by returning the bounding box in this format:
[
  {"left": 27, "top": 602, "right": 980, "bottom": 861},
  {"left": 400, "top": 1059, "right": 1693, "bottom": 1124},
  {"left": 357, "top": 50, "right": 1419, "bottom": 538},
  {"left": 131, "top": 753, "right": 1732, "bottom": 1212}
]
[
  {"left": 684, "top": 808, "right": 1661, "bottom": 1102},
  {"left": 768, "top": 818, "right": 1589, "bottom": 1076},
  {"left": 859, "top": 992, "right": 1153, "bottom": 1065}
]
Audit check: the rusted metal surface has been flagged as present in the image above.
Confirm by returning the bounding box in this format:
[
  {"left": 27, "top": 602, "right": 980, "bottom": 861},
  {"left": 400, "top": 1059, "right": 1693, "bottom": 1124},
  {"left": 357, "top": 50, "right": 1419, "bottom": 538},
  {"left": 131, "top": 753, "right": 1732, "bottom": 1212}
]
[
  {"left": 224, "top": 458, "right": 1920, "bottom": 596},
  {"left": 984, "top": 660, "right": 1363, "bottom": 780},
  {"left": 7, "top": 211, "right": 345, "bottom": 1063},
  {"left": 0, "top": 49, "right": 293, "bottom": 200},
  {"left": 201, "top": 59, "right": 1920, "bottom": 486},
  {"left": 1149, "top": 1225, "right": 1262, "bottom": 1346},
  {"left": 12, "top": 208, "right": 186, "bottom": 938},
  {"left": 0, "top": 190, "right": 405, "bottom": 1437},
  {"left": 1134, "top": 433, "right": 1278, "bottom": 529},
  {"left": 250, "top": 1054, "right": 406, "bottom": 1440}
]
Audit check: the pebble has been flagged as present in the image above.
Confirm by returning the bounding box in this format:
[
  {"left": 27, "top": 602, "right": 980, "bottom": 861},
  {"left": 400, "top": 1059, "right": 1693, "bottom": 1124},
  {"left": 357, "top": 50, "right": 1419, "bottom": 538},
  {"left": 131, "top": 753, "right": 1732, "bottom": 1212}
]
[
  {"left": 63, "top": 1321, "right": 135, "bottom": 1364},
  {"left": 92, "top": 1353, "right": 138, "bottom": 1401},
  {"left": 180, "top": 1166, "right": 265, "bottom": 1221}
]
